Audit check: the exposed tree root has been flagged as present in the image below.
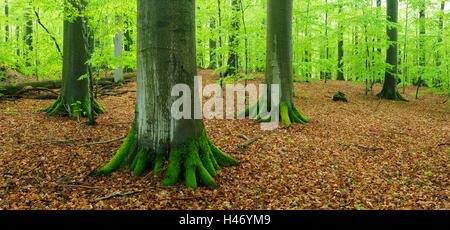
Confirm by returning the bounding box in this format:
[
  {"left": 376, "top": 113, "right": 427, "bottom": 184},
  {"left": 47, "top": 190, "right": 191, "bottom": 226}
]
[
  {"left": 376, "top": 89, "right": 408, "bottom": 102},
  {"left": 43, "top": 96, "right": 105, "bottom": 118},
  {"left": 96, "top": 127, "right": 239, "bottom": 189},
  {"left": 239, "top": 100, "right": 309, "bottom": 127}
]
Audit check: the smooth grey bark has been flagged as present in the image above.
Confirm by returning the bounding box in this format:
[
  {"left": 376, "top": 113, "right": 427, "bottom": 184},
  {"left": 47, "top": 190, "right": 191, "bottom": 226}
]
[
  {"left": 135, "top": 0, "right": 203, "bottom": 154},
  {"left": 266, "top": 0, "right": 293, "bottom": 105}
]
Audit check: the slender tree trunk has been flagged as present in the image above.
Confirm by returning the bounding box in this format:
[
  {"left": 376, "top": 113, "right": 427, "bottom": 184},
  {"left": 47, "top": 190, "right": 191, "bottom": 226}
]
[
  {"left": 208, "top": 18, "right": 217, "bottom": 69},
  {"left": 114, "top": 16, "right": 124, "bottom": 83},
  {"left": 402, "top": 0, "right": 408, "bottom": 94},
  {"left": 434, "top": 0, "right": 444, "bottom": 87},
  {"left": 97, "top": 0, "right": 238, "bottom": 189},
  {"left": 415, "top": 0, "right": 426, "bottom": 98},
  {"left": 43, "top": 0, "right": 104, "bottom": 118},
  {"left": 24, "top": 7, "right": 33, "bottom": 67},
  {"left": 304, "top": 1, "right": 311, "bottom": 81},
  {"left": 337, "top": 6, "right": 344, "bottom": 81},
  {"left": 377, "top": 0, "right": 406, "bottom": 101},
  {"left": 4, "top": 0, "right": 9, "bottom": 42},
  {"left": 324, "top": 0, "right": 330, "bottom": 83},
  {"left": 226, "top": 0, "right": 240, "bottom": 77}
]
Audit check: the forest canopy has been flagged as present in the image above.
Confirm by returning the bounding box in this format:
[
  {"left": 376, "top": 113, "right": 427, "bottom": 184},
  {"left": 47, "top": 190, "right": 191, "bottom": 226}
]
[{"left": 0, "top": 0, "right": 448, "bottom": 95}]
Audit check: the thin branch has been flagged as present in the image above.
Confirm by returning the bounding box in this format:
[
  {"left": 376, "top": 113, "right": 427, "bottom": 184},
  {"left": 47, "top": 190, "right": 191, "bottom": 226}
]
[
  {"left": 79, "top": 135, "right": 127, "bottom": 147},
  {"left": 19, "top": 139, "right": 77, "bottom": 147},
  {"left": 97, "top": 191, "right": 139, "bottom": 201},
  {"left": 238, "top": 136, "right": 263, "bottom": 148},
  {"left": 34, "top": 9, "right": 62, "bottom": 57}
]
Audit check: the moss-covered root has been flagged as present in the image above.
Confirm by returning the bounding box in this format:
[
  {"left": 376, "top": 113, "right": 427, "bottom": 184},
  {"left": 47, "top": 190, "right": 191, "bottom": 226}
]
[
  {"left": 162, "top": 133, "right": 239, "bottom": 189},
  {"left": 376, "top": 89, "right": 408, "bottom": 102},
  {"left": 97, "top": 127, "right": 239, "bottom": 189},
  {"left": 43, "top": 96, "right": 105, "bottom": 118},
  {"left": 96, "top": 126, "right": 164, "bottom": 177},
  {"left": 256, "top": 101, "right": 309, "bottom": 127}
]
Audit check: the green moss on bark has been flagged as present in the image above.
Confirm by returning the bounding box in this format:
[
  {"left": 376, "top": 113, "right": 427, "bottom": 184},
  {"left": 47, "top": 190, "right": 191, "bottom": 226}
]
[
  {"left": 43, "top": 96, "right": 104, "bottom": 118},
  {"left": 97, "top": 127, "right": 239, "bottom": 189}
]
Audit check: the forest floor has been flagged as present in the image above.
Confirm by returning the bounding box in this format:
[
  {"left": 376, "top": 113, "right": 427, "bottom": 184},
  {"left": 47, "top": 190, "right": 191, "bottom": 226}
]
[{"left": 0, "top": 69, "right": 448, "bottom": 210}]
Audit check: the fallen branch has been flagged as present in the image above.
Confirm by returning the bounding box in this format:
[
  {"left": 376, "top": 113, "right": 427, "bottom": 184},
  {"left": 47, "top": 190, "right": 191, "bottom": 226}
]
[
  {"left": 19, "top": 139, "right": 78, "bottom": 147},
  {"left": 0, "top": 75, "right": 136, "bottom": 97},
  {"left": 235, "top": 134, "right": 249, "bottom": 140},
  {"left": 97, "top": 191, "right": 140, "bottom": 201},
  {"left": 99, "top": 90, "right": 136, "bottom": 97},
  {"left": 79, "top": 135, "right": 127, "bottom": 147},
  {"left": 238, "top": 136, "right": 263, "bottom": 148}
]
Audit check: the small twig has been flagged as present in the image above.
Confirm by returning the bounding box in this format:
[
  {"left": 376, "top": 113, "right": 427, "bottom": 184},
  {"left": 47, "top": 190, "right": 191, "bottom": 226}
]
[
  {"left": 238, "top": 136, "right": 263, "bottom": 148},
  {"left": 437, "top": 143, "right": 450, "bottom": 147},
  {"left": 79, "top": 135, "right": 127, "bottom": 147}
]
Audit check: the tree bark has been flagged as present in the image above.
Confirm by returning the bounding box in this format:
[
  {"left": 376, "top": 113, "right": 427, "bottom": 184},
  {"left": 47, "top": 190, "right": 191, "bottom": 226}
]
[
  {"left": 97, "top": 0, "right": 238, "bottom": 189},
  {"left": 264, "top": 0, "right": 309, "bottom": 126}
]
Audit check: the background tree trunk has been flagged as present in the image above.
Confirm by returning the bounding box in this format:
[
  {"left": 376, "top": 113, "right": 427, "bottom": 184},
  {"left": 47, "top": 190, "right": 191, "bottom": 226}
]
[
  {"left": 114, "top": 16, "right": 124, "bottom": 83},
  {"left": 43, "top": 0, "right": 104, "bottom": 118},
  {"left": 377, "top": 0, "right": 406, "bottom": 101},
  {"left": 265, "top": 0, "right": 309, "bottom": 126}
]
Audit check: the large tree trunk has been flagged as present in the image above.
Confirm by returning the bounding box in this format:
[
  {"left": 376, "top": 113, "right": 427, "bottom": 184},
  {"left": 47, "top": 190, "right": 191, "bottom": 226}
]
[
  {"left": 43, "top": 0, "right": 104, "bottom": 118},
  {"left": 377, "top": 0, "right": 406, "bottom": 101},
  {"left": 263, "top": 0, "right": 309, "bottom": 126},
  {"left": 97, "top": 0, "right": 238, "bottom": 189}
]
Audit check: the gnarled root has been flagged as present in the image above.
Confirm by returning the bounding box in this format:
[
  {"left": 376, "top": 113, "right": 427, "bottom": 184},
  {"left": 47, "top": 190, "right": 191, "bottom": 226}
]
[
  {"left": 97, "top": 127, "right": 239, "bottom": 189},
  {"left": 376, "top": 89, "right": 408, "bottom": 102},
  {"left": 240, "top": 100, "right": 309, "bottom": 127},
  {"left": 43, "top": 96, "right": 104, "bottom": 118}
]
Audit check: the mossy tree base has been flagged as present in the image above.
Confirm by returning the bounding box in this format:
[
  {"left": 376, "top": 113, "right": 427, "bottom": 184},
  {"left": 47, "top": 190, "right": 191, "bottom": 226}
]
[
  {"left": 96, "top": 126, "right": 239, "bottom": 189},
  {"left": 376, "top": 89, "right": 408, "bottom": 102},
  {"left": 43, "top": 96, "right": 105, "bottom": 118},
  {"left": 239, "top": 100, "right": 309, "bottom": 127}
]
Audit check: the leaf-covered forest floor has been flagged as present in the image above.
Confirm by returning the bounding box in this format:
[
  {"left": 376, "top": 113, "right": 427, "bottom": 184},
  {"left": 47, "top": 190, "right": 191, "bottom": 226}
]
[{"left": 0, "top": 69, "right": 448, "bottom": 210}]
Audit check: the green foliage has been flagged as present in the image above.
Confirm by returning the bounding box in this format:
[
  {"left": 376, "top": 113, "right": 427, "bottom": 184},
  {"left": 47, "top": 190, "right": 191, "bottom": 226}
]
[{"left": 0, "top": 0, "right": 447, "bottom": 94}]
